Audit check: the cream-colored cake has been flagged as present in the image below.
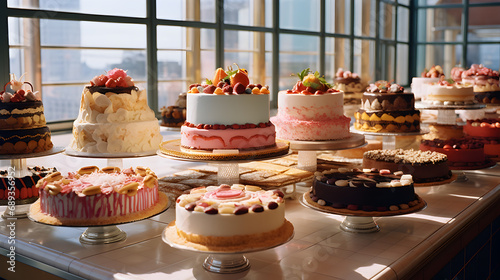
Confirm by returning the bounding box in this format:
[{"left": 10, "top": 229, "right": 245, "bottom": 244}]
[
  {"left": 70, "top": 69, "right": 162, "bottom": 154},
  {"left": 424, "top": 81, "right": 475, "bottom": 105}
]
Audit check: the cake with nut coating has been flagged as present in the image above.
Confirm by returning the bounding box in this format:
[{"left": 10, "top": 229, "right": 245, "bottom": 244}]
[
  {"left": 29, "top": 166, "right": 168, "bottom": 226},
  {"left": 166, "top": 184, "right": 293, "bottom": 251},
  {"left": 363, "top": 149, "right": 451, "bottom": 183}
]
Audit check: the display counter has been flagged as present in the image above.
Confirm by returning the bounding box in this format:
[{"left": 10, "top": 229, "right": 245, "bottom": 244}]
[{"left": 0, "top": 130, "right": 499, "bottom": 279}]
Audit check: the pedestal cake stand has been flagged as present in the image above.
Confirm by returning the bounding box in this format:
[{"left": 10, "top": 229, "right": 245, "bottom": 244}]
[
  {"left": 350, "top": 128, "right": 428, "bottom": 150},
  {"left": 0, "top": 147, "right": 64, "bottom": 218},
  {"left": 299, "top": 191, "right": 427, "bottom": 233},
  {"left": 61, "top": 148, "right": 166, "bottom": 244}
]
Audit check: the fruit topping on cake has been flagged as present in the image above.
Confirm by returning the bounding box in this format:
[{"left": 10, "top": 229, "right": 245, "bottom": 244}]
[
  {"left": 285, "top": 68, "right": 339, "bottom": 95},
  {"left": 87, "top": 68, "right": 138, "bottom": 94},
  {"left": 421, "top": 65, "right": 444, "bottom": 78},
  {"left": 421, "top": 138, "right": 484, "bottom": 150},
  {"left": 0, "top": 74, "right": 41, "bottom": 103},
  {"left": 336, "top": 68, "right": 360, "bottom": 80},
  {"left": 366, "top": 81, "right": 404, "bottom": 93},
  {"left": 188, "top": 64, "right": 269, "bottom": 95}
]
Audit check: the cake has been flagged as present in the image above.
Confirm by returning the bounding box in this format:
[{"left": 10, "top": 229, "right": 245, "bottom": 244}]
[
  {"left": 308, "top": 168, "right": 421, "bottom": 212},
  {"left": 29, "top": 166, "right": 168, "bottom": 225},
  {"left": 461, "top": 64, "right": 500, "bottom": 104},
  {"left": 422, "top": 123, "right": 464, "bottom": 141},
  {"left": 411, "top": 65, "right": 444, "bottom": 100},
  {"left": 420, "top": 138, "right": 487, "bottom": 168},
  {"left": 0, "top": 166, "right": 56, "bottom": 204},
  {"left": 362, "top": 149, "right": 451, "bottom": 183},
  {"left": 332, "top": 68, "right": 366, "bottom": 105},
  {"left": 464, "top": 118, "right": 500, "bottom": 159},
  {"left": 0, "top": 74, "right": 53, "bottom": 154},
  {"left": 424, "top": 79, "right": 475, "bottom": 105},
  {"left": 181, "top": 65, "right": 276, "bottom": 151},
  {"left": 161, "top": 92, "right": 186, "bottom": 128},
  {"left": 354, "top": 81, "right": 421, "bottom": 133},
  {"left": 167, "top": 184, "right": 294, "bottom": 251},
  {"left": 70, "top": 68, "right": 162, "bottom": 154},
  {"left": 270, "top": 69, "right": 351, "bottom": 141}
]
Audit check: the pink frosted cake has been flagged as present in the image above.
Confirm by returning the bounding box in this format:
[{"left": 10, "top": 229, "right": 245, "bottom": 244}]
[
  {"left": 461, "top": 64, "right": 500, "bottom": 104},
  {"left": 29, "top": 166, "right": 168, "bottom": 226},
  {"left": 181, "top": 66, "right": 276, "bottom": 151},
  {"left": 271, "top": 69, "right": 351, "bottom": 141}
]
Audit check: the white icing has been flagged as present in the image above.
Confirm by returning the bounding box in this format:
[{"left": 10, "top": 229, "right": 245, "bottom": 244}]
[
  {"left": 276, "top": 91, "right": 345, "bottom": 120},
  {"left": 425, "top": 83, "right": 474, "bottom": 102}
]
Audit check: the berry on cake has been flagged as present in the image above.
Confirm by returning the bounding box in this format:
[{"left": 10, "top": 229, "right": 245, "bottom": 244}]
[
  {"left": 70, "top": 68, "right": 162, "bottom": 154},
  {"left": 181, "top": 65, "right": 276, "bottom": 151},
  {"left": 0, "top": 74, "right": 53, "bottom": 154},
  {"left": 461, "top": 64, "right": 500, "bottom": 104},
  {"left": 270, "top": 68, "right": 351, "bottom": 141},
  {"left": 411, "top": 65, "right": 444, "bottom": 100}
]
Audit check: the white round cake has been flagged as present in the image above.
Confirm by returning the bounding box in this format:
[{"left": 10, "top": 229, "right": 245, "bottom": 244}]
[
  {"left": 425, "top": 82, "right": 475, "bottom": 105},
  {"left": 169, "top": 184, "right": 293, "bottom": 251}
]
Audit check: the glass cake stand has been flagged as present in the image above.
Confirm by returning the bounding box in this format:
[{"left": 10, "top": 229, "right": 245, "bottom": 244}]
[
  {"left": 286, "top": 133, "right": 366, "bottom": 172},
  {"left": 0, "top": 147, "right": 65, "bottom": 218},
  {"left": 28, "top": 195, "right": 170, "bottom": 245},
  {"left": 350, "top": 128, "right": 428, "bottom": 150},
  {"left": 162, "top": 224, "right": 294, "bottom": 274},
  {"left": 299, "top": 191, "right": 427, "bottom": 233},
  {"left": 157, "top": 139, "right": 291, "bottom": 185},
  {"left": 64, "top": 147, "right": 158, "bottom": 169},
  {"left": 415, "top": 102, "right": 486, "bottom": 125}
]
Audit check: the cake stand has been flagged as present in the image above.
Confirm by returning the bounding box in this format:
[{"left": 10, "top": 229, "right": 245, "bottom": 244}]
[
  {"left": 28, "top": 193, "right": 170, "bottom": 245},
  {"left": 286, "top": 133, "right": 366, "bottom": 172},
  {"left": 64, "top": 147, "right": 158, "bottom": 169},
  {"left": 158, "top": 139, "right": 290, "bottom": 185},
  {"left": 0, "top": 147, "right": 65, "bottom": 218},
  {"left": 162, "top": 223, "right": 294, "bottom": 274},
  {"left": 299, "top": 191, "right": 427, "bottom": 233},
  {"left": 350, "top": 128, "right": 428, "bottom": 150},
  {"left": 415, "top": 102, "right": 486, "bottom": 125}
]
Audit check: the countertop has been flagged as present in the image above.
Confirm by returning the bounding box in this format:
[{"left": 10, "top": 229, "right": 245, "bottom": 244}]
[{"left": 0, "top": 130, "right": 499, "bottom": 279}]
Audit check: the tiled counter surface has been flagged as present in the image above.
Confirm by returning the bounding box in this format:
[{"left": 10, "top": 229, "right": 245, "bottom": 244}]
[{"left": 0, "top": 131, "right": 499, "bottom": 279}]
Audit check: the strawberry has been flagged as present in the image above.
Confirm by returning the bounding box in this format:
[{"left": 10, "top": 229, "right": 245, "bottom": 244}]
[
  {"left": 107, "top": 68, "right": 127, "bottom": 80},
  {"left": 91, "top": 74, "right": 108, "bottom": 86},
  {"left": 105, "top": 78, "right": 118, "bottom": 88},
  {"left": 123, "top": 76, "right": 135, "bottom": 87},
  {"left": 10, "top": 92, "right": 25, "bottom": 102},
  {"left": 116, "top": 77, "right": 128, "bottom": 87}
]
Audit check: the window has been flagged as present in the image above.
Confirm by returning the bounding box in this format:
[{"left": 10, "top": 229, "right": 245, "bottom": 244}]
[{"left": 1, "top": 0, "right": 410, "bottom": 127}]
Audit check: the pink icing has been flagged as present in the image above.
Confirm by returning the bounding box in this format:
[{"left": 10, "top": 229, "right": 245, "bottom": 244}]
[
  {"left": 271, "top": 115, "right": 350, "bottom": 141},
  {"left": 215, "top": 189, "right": 243, "bottom": 198},
  {"left": 181, "top": 125, "right": 276, "bottom": 150}
]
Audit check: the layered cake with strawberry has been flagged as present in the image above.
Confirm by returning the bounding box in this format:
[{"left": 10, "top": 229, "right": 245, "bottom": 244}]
[
  {"left": 29, "top": 166, "right": 168, "bottom": 226},
  {"left": 411, "top": 65, "right": 444, "bottom": 100},
  {"left": 332, "top": 68, "right": 366, "bottom": 104},
  {"left": 354, "top": 81, "right": 420, "bottom": 132},
  {"left": 0, "top": 166, "right": 57, "bottom": 204},
  {"left": 424, "top": 79, "right": 475, "bottom": 105},
  {"left": 420, "top": 138, "right": 487, "bottom": 168},
  {"left": 464, "top": 118, "right": 500, "bottom": 159},
  {"left": 0, "top": 74, "right": 53, "bottom": 154},
  {"left": 161, "top": 93, "right": 186, "bottom": 128},
  {"left": 307, "top": 168, "right": 422, "bottom": 212},
  {"left": 270, "top": 69, "right": 351, "bottom": 141},
  {"left": 70, "top": 69, "right": 162, "bottom": 154},
  {"left": 181, "top": 65, "right": 276, "bottom": 150},
  {"left": 362, "top": 149, "right": 451, "bottom": 183},
  {"left": 166, "top": 184, "right": 293, "bottom": 251},
  {"left": 461, "top": 64, "right": 500, "bottom": 104}
]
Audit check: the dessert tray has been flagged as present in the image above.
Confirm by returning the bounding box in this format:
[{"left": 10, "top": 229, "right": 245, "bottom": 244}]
[
  {"left": 162, "top": 221, "right": 294, "bottom": 273},
  {"left": 350, "top": 128, "right": 429, "bottom": 150},
  {"left": 300, "top": 190, "right": 427, "bottom": 233},
  {"left": 28, "top": 192, "right": 170, "bottom": 245},
  {"left": 64, "top": 147, "right": 158, "bottom": 159},
  {"left": 158, "top": 139, "right": 290, "bottom": 161},
  {"left": 0, "top": 147, "right": 65, "bottom": 160}
]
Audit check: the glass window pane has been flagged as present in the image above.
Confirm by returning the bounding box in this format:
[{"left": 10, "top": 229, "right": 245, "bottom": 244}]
[
  {"left": 158, "top": 81, "right": 185, "bottom": 112},
  {"left": 279, "top": 34, "right": 319, "bottom": 90},
  {"left": 380, "top": 3, "right": 395, "bottom": 40},
  {"left": 8, "top": 17, "right": 23, "bottom": 46},
  {"left": 224, "top": 0, "right": 272, "bottom": 27},
  {"left": 280, "top": 0, "right": 320, "bottom": 32},
  {"left": 42, "top": 85, "right": 82, "bottom": 122},
  {"left": 8, "top": 0, "right": 146, "bottom": 17},
  {"left": 417, "top": 44, "right": 463, "bottom": 76},
  {"left": 468, "top": 6, "right": 500, "bottom": 42},
  {"left": 39, "top": 20, "right": 146, "bottom": 49},
  {"left": 354, "top": 0, "right": 376, "bottom": 37},
  {"left": 397, "top": 44, "right": 409, "bottom": 86},
  {"left": 399, "top": 0, "right": 410, "bottom": 5},
  {"left": 353, "top": 39, "right": 375, "bottom": 84},
  {"left": 157, "top": 0, "right": 215, "bottom": 22},
  {"left": 325, "top": 37, "right": 351, "bottom": 80},
  {"left": 8, "top": 48, "right": 24, "bottom": 78},
  {"left": 397, "top": 7, "right": 409, "bottom": 42},
  {"left": 417, "top": 8, "right": 462, "bottom": 42},
  {"left": 467, "top": 44, "right": 500, "bottom": 71},
  {"left": 379, "top": 43, "right": 395, "bottom": 82},
  {"left": 417, "top": 0, "right": 461, "bottom": 5},
  {"left": 326, "top": 0, "right": 350, "bottom": 34}
]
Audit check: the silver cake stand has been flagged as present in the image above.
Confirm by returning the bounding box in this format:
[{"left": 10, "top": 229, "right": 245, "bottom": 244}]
[
  {"left": 0, "top": 147, "right": 64, "bottom": 218},
  {"left": 28, "top": 197, "right": 170, "bottom": 245},
  {"left": 162, "top": 225, "right": 294, "bottom": 274},
  {"left": 299, "top": 191, "right": 426, "bottom": 233},
  {"left": 285, "top": 133, "right": 366, "bottom": 172},
  {"left": 64, "top": 147, "right": 158, "bottom": 169},
  {"left": 415, "top": 101, "right": 486, "bottom": 125},
  {"left": 351, "top": 128, "right": 428, "bottom": 150}
]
